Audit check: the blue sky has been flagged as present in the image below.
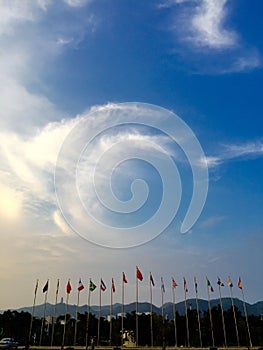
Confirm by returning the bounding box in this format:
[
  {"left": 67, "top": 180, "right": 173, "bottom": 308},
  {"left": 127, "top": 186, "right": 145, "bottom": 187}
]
[{"left": 0, "top": 0, "right": 262, "bottom": 310}]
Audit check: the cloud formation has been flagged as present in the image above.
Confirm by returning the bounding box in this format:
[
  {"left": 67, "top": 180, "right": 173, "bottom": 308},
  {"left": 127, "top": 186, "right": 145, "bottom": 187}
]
[
  {"left": 160, "top": 0, "right": 261, "bottom": 73},
  {"left": 191, "top": 0, "right": 237, "bottom": 49},
  {"left": 204, "top": 141, "right": 263, "bottom": 168}
]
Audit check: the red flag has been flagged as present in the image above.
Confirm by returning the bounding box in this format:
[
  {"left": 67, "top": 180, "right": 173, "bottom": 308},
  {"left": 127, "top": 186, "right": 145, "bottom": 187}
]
[
  {"left": 66, "top": 280, "right": 72, "bottom": 294},
  {"left": 238, "top": 277, "right": 243, "bottom": 290},
  {"left": 183, "top": 277, "right": 188, "bottom": 293},
  {"left": 78, "top": 279, "right": 84, "bottom": 292},
  {"left": 172, "top": 277, "right": 178, "bottom": 288},
  {"left": 122, "top": 272, "right": 128, "bottom": 284},
  {"left": 112, "top": 278, "right": 116, "bottom": 293},
  {"left": 136, "top": 266, "right": 143, "bottom": 281}
]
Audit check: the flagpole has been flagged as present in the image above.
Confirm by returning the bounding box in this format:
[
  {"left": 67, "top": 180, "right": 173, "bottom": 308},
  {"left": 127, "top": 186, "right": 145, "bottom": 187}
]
[
  {"left": 206, "top": 278, "right": 215, "bottom": 348},
  {"left": 171, "top": 283, "right": 177, "bottom": 348},
  {"left": 161, "top": 281, "right": 164, "bottom": 322},
  {"left": 39, "top": 280, "right": 49, "bottom": 346},
  {"left": 110, "top": 280, "right": 113, "bottom": 346},
  {"left": 85, "top": 279, "right": 91, "bottom": 350},
  {"left": 161, "top": 278, "right": 165, "bottom": 349},
  {"left": 218, "top": 283, "right": 227, "bottom": 347},
  {"left": 136, "top": 267, "right": 139, "bottom": 346},
  {"left": 51, "top": 279, "right": 59, "bottom": 347},
  {"left": 194, "top": 278, "right": 202, "bottom": 348},
  {"left": 229, "top": 281, "right": 240, "bottom": 347},
  {"left": 62, "top": 281, "right": 70, "bottom": 348},
  {"left": 28, "top": 279, "right": 38, "bottom": 345},
  {"left": 122, "top": 273, "right": 124, "bottom": 347},
  {"left": 150, "top": 273, "right": 153, "bottom": 347},
  {"left": 74, "top": 290, "right": 80, "bottom": 346},
  {"left": 97, "top": 283, "right": 101, "bottom": 346},
  {"left": 241, "top": 285, "right": 252, "bottom": 348},
  {"left": 183, "top": 280, "right": 190, "bottom": 347}
]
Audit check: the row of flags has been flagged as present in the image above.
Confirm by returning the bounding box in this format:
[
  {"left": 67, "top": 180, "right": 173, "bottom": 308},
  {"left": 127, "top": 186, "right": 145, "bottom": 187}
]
[
  {"left": 31, "top": 269, "right": 251, "bottom": 348},
  {"left": 36, "top": 271, "right": 244, "bottom": 296}
]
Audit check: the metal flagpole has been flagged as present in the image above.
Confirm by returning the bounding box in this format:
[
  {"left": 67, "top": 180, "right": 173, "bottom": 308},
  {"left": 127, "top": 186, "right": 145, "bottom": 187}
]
[
  {"left": 135, "top": 266, "right": 143, "bottom": 346},
  {"left": 62, "top": 292, "right": 69, "bottom": 348},
  {"left": 227, "top": 277, "right": 239, "bottom": 347},
  {"left": 136, "top": 269, "right": 139, "bottom": 346},
  {"left": 39, "top": 280, "right": 49, "bottom": 346},
  {"left": 110, "top": 279, "right": 113, "bottom": 346},
  {"left": 183, "top": 278, "right": 190, "bottom": 347},
  {"left": 28, "top": 279, "right": 38, "bottom": 345},
  {"left": 85, "top": 280, "right": 91, "bottom": 350},
  {"left": 97, "top": 284, "right": 101, "bottom": 346},
  {"left": 194, "top": 277, "right": 202, "bottom": 348},
  {"left": 51, "top": 279, "right": 59, "bottom": 347},
  {"left": 171, "top": 279, "right": 177, "bottom": 348},
  {"left": 150, "top": 273, "right": 153, "bottom": 347},
  {"left": 74, "top": 290, "right": 80, "bottom": 346},
  {"left": 62, "top": 279, "right": 71, "bottom": 348},
  {"left": 239, "top": 278, "right": 252, "bottom": 348},
  {"left": 122, "top": 273, "right": 125, "bottom": 347},
  {"left": 217, "top": 278, "right": 227, "bottom": 347},
  {"left": 161, "top": 277, "right": 165, "bottom": 349},
  {"left": 161, "top": 279, "right": 164, "bottom": 321},
  {"left": 206, "top": 277, "right": 215, "bottom": 348}
]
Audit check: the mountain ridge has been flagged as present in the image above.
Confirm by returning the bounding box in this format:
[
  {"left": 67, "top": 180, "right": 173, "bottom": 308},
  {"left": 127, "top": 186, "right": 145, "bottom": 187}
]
[{"left": 1, "top": 298, "right": 263, "bottom": 319}]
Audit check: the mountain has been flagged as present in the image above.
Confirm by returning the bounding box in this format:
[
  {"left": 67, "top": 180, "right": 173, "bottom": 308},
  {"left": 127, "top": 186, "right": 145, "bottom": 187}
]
[{"left": 1, "top": 298, "right": 263, "bottom": 318}]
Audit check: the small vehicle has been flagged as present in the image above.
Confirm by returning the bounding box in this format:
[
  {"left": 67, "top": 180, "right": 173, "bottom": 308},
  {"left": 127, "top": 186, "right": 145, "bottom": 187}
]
[{"left": 0, "top": 338, "right": 18, "bottom": 349}]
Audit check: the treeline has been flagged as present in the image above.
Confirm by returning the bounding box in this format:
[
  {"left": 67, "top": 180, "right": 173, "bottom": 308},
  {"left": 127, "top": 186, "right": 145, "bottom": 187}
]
[{"left": 1, "top": 306, "right": 263, "bottom": 347}]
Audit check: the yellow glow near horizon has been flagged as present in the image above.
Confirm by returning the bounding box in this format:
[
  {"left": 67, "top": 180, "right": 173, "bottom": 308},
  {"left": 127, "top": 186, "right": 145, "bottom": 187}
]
[{"left": 0, "top": 184, "right": 22, "bottom": 220}]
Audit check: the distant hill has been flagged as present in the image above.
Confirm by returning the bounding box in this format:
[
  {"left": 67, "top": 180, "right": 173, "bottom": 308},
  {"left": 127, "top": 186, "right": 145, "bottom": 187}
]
[{"left": 1, "top": 298, "right": 263, "bottom": 319}]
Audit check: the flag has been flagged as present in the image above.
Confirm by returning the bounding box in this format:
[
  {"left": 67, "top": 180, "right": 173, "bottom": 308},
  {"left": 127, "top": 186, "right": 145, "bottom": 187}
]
[
  {"left": 194, "top": 277, "right": 198, "bottom": 293},
  {"left": 43, "top": 280, "right": 49, "bottom": 293},
  {"left": 172, "top": 277, "right": 178, "bottom": 288},
  {"left": 227, "top": 277, "right": 233, "bottom": 288},
  {"left": 56, "top": 279, "right": 60, "bottom": 295},
  {"left": 217, "top": 277, "right": 224, "bottom": 287},
  {"left": 136, "top": 266, "right": 143, "bottom": 281},
  {"left": 122, "top": 272, "right": 128, "bottom": 284},
  {"left": 78, "top": 279, "right": 84, "bottom": 292},
  {"left": 183, "top": 278, "right": 188, "bottom": 293},
  {"left": 161, "top": 277, "right": 165, "bottom": 293},
  {"left": 206, "top": 278, "right": 214, "bottom": 292},
  {"left": 34, "top": 280, "right": 39, "bottom": 295},
  {"left": 150, "top": 272, "right": 155, "bottom": 286},
  {"left": 66, "top": 280, "right": 72, "bottom": 294},
  {"left": 89, "top": 280, "right": 97, "bottom": 292},
  {"left": 238, "top": 277, "right": 242, "bottom": 290},
  {"left": 112, "top": 278, "right": 116, "bottom": 293},
  {"left": 100, "top": 278, "right": 106, "bottom": 291}
]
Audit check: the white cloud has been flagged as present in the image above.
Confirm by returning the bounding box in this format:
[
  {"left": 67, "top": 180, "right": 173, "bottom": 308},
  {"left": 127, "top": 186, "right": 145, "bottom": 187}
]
[
  {"left": 160, "top": 0, "right": 261, "bottom": 73},
  {"left": 204, "top": 141, "right": 263, "bottom": 168},
  {"left": 64, "top": 0, "right": 92, "bottom": 7},
  {"left": 191, "top": 0, "right": 237, "bottom": 49},
  {"left": 224, "top": 142, "right": 263, "bottom": 158},
  {"left": 198, "top": 215, "right": 225, "bottom": 228}
]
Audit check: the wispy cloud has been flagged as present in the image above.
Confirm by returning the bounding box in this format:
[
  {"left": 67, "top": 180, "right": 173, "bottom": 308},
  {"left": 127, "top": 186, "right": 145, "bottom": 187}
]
[
  {"left": 204, "top": 141, "right": 263, "bottom": 168},
  {"left": 159, "top": 0, "right": 261, "bottom": 73},
  {"left": 63, "top": 0, "right": 92, "bottom": 7},
  {"left": 198, "top": 215, "right": 225, "bottom": 228},
  {"left": 191, "top": 0, "right": 237, "bottom": 49}
]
